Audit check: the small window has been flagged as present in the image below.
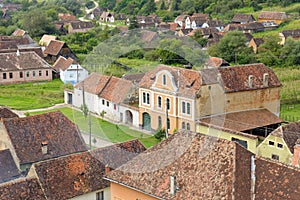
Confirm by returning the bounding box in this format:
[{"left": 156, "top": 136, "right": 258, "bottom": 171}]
[
  {"left": 158, "top": 116, "right": 162, "bottom": 128},
  {"left": 271, "top": 154, "right": 279, "bottom": 161},
  {"left": 114, "top": 104, "right": 116, "bottom": 110},
  {"left": 46, "top": 70, "right": 49, "bottom": 76},
  {"left": 106, "top": 101, "right": 109, "bottom": 107},
  {"left": 187, "top": 103, "right": 191, "bottom": 114},
  {"left": 232, "top": 137, "right": 248, "bottom": 149},
  {"left": 9, "top": 72, "right": 13, "bottom": 79},
  {"left": 182, "top": 102, "right": 186, "bottom": 113},
  {"left": 162, "top": 74, "right": 166, "bottom": 85},
  {"left": 96, "top": 191, "right": 104, "bottom": 200},
  {"left": 146, "top": 93, "right": 150, "bottom": 104},
  {"left": 3, "top": 73, "right": 6, "bottom": 79},
  {"left": 187, "top": 123, "right": 190, "bottom": 130},
  {"left": 277, "top": 143, "right": 283, "bottom": 149},
  {"left": 19, "top": 72, "right": 23, "bottom": 78},
  {"left": 269, "top": 141, "right": 275, "bottom": 146},
  {"left": 39, "top": 70, "right": 42, "bottom": 76},
  {"left": 166, "top": 98, "right": 170, "bottom": 110},
  {"left": 167, "top": 118, "right": 170, "bottom": 130},
  {"left": 142, "top": 92, "right": 146, "bottom": 104},
  {"left": 32, "top": 71, "right": 36, "bottom": 77},
  {"left": 158, "top": 96, "right": 162, "bottom": 108},
  {"left": 182, "top": 122, "right": 186, "bottom": 129},
  {"left": 26, "top": 71, "right": 30, "bottom": 77},
  {"left": 102, "top": 99, "right": 105, "bottom": 105}
]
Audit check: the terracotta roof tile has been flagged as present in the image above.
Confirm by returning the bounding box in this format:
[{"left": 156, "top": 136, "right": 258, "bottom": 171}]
[
  {"left": 255, "top": 156, "right": 300, "bottom": 200},
  {"left": 33, "top": 140, "right": 146, "bottom": 199},
  {"left": 0, "top": 149, "right": 20, "bottom": 183},
  {"left": 58, "top": 13, "right": 77, "bottom": 21},
  {"left": 259, "top": 11, "right": 287, "bottom": 20},
  {"left": 139, "top": 65, "right": 202, "bottom": 98},
  {"left": 218, "top": 63, "right": 282, "bottom": 92},
  {"left": 39, "top": 34, "right": 58, "bottom": 46},
  {"left": 2, "top": 111, "right": 87, "bottom": 165},
  {"left": 75, "top": 73, "right": 111, "bottom": 95},
  {"left": 105, "top": 131, "right": 253, "bottom": 199},
  {"left": 0, "top": 177, "right": 46, "bottom": 200},
  {"left": 0, "top": 51, "right": 51, "bottom": 71},
  {"left": 53, "top": 56, "right": 74, "bottom": 71},
  {"left": 44, "top": 40, "right": 65, "bottom": 56},
  {"left": 199, "top": 109, "right": 283, "bottom": 132},
  {"left": 0, "top": 107, "right": 19, "bottom": 119},
  {"left": 204, "top": 56, "right": 229, "bottom": 68}
]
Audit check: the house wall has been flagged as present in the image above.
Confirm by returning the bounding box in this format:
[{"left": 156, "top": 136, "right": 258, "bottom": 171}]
[
  {"left": 248, "top": 40, "right": 259, "bottom": 53},
  {"left": 257, "top": 134, "right": 292, "bottom": 164},
  {"left": 0, "top": 69, "right": 52, "bottom": 84},
  {"left": 70, "top": 188, "right": 110, "bottom": 200},
  {"left": 196, "top": 125, "right": 258, "bottom": 153},
  {"left": 110, "top": 182, "right": 159, "bottom": 200},
  {"left": 119, "top": 105, "right": 139, "bottom": 128},
  {"left": 258, "top": 19, "right": 284, "bottom": 25},
  {"left": 60, "top": 64, "right": 89, "bottom": 85},
  {"left": 73, "top": 88, "right": 99, "bottom": 114}
]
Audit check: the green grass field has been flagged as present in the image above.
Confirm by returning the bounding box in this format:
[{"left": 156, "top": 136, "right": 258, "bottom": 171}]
[{"left": 29, "top": 107, "right": 159, "bottom": 148}]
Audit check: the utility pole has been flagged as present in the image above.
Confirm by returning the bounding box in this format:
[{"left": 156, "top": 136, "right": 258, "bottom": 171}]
[{"left": 81, "top": 81, "right": 92, "bottom": 149}]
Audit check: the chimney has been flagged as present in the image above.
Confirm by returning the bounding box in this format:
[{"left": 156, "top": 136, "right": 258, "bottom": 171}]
[
  {"left": 105, "top": 165, "right": 111, "bottom": 173},
  {"left": 291, "top": 139, "right": 300, "bottom": 167},
  {"left": 248, "top": 75, "right": 254, "bottom": 88},
  {"left": 263, "top": 73, "right": 269, "bottom": 87},
  {"left": 41, "top": 141, "right": 48, "bottom": 155},
  {"left": 16, "top": 49, "right": 20, "bottom": 56},
  {"left": 170, "top": 176, "right": 176, "bottom": 196}
]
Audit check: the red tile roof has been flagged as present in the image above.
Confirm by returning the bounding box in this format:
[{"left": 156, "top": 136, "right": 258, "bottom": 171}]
[
  {"left": 33, "top": 139, "right": 146, "bottom": 200},
  {"left": 2, "top": 111, "right": 87, "bottom": 165},
  {"left": 204, "top": 56, "right": 229, "bottom": 68},
  {"left": 0, "top": 149, "right": 20, "bottom": 183},
  {"left": 53, "top": 56, "right": 74, "bottom": 71},
  {"left": 75, "top": 73, "right": 111, "bottom": 95},
  {"left": 0, "top": 177, "right": 46, "bottom": 200},
  {"left": 44, "top": 40, "right": 65, "bottom": 56},
  {"left": 218, "top": 63, "right": 282, "bottom": 92},
  {"left": 0, "top": 107, "right": 19, "bottom": 119},
  {"left": 105, "top": 131, "right": 253, "bottom": 199},
  {"left": 199, "top": 109, "right": 283, "bottom": 132},
  {"left": 255, "top": 156, "right": 300, "bottom": 200},
  {"left": 139, "top": 65, "right": 202, "bottom": 98}
]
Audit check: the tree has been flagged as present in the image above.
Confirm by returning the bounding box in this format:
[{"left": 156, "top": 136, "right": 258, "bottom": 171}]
[
  {"left": 279, "top": 38, "right": 300, "bottom": 67},
  {"left": 257, "top": 35, "right": 282, "bottom": 66},
  {"left": 128, "top": 17, "right": 139, "bottom": 30},
  {"left": 139, "top": 0, "right": 157, "bottom": 15}
]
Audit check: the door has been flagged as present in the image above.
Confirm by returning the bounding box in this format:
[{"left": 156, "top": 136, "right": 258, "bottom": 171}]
[{"left": 142, "top": 112, "right": 151, "bottom": 131}]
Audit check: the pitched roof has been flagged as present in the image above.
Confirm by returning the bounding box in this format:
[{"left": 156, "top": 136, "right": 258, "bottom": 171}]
[
  {"left": 218, "top": 63, "right": 282, "bottom": 92},
  {"left": 53, "top": 56, "right": 74, "bottom": 71},
  {"left": 0, "top": 149, "right": 20, "bottom": 183},
  {"left": 39, "top": 35, "right": 57, "bottom": 46},
  {"left": 255, "top": 156, "right": 300, "bottom": 200},
  {"left": 258, "top": 11, "right": 287, "bottom": 20},
  {"left": 191, "top": 13, "right": 210, "bottom": 20},
  {"left": 11, "top": 29, "right": 26, "bottom": 37},
  {"left": 281, "top": 29, "right": 300, "bottom": 38},
  {"left": 2, "top": 111, "right": 87, "bottom": 165},
  {"left": 251, "top": 38, "right": 264, "bottom": 46},
  {"left": 33, "top": 139, "right": 146, "bottom": 200},
  {"left": 75, "top": 73, "right": 111, "bottom": 95},
  {"left": 270, "top": 122, "right": 300, "bottom": 154},
  {"left": 0, "top": 107, "right": 19, "bottom": 119},
  {"left": 105, "top": 131, "right": 253, "bottom": 199},
  {"left": 58, "top": 13, "right": 76, "bottom": 21},
  {"left": 231, "top": 13, "right": 255, "bottom": 23},
  {"left": 199, "top": 109, "right": 283, "bottom": 132},
  {"left": 122, "top": 73, "right": 145, "bottom": 84},
  {"left": 175, "top": 14, "right": 189, "bottom": 22},
  {"left": 100, "top": 11, "right": 114, "bottom": 18},
  {"left": 244, "top": 32, "right": 254, "bottom": 42},
  {"left": 99, "top": 76, "right": 133, "bottom": 104},
  {"left": 139, "top": 65, "right": 202, "bottom": 98},
  {"left": 243, "top": 22, "right": 265, "bottom": 30},
  {"left": 0, "top": 51, "right": 51, "bottom": 71},
  {"left": 204, "top": 56, "right": 229, "bottom": 68},
  {"left": 69, "top": 21, "right": 94, "bottom": 30},
  {"left": 44, "top": 40, "right": 65, "bottom": 56},
  {"left": 0, "top": 177, "right": 46, "bottom": 200}
]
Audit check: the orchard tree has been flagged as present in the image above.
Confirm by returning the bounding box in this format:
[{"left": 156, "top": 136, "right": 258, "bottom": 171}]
[{"left": 256, "top": 35, "right": 282, "bottom": 66}]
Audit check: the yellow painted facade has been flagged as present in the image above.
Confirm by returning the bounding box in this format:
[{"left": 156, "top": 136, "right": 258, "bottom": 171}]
[
  {"left": 197, "top": 125, "right": 258, "bottom": 153},
  {"left": 257, "top": 134, "right": 293, "bottom": 164},
  {"left": 110, "top": 182, "right": 159, "bottom": 200}
]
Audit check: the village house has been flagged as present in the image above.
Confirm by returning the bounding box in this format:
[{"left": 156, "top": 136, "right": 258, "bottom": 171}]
[
  {"left": 174, "top": 14, "right": 189, "bottom": 28},
  {"left": 58, "top": 13, "right": 77, "bottom": 21},
  {"left": 248, "top": 37, "right": 264, "bottom": 53},
  {"left": 68, "top": 73, "right": 139, "bottom": 127},
  {"left": 100, "top": 12, "right": 114, "bottom": 22},
  {"left": 258, "top": 11, "right": 287, "bottom": 25},
  {"left": 257, "top": 121, "right": 300, "bottom": 165},
  {"left": 53, "top": 56, "right": 88, "bottom": 84},
  {"left": 88, "top": 7, "right": 107, "bottom": 20},
  {"left": 104, "top": 130, "right": 300, "bottom": 200},
  {"left": 279, "top": 29, "right": 300, "bottom": 45},
  {"left": 231, "top": 13, "right": 256, "bottom": 24},
  {"left": 39, "top": 34, "right": 58, "bottom": 46},
  {"left": 43, "top": 39, "right": 79, "bottom": 64},
  {"left": 0, "top": 111, "right": 88, "bottom": 172},
  {"left": 68, "top": 21, "right": 94, "bottom": 34},
  {"left": 203, "top": 56, "right": 229, "bottom": 68},
  {"left": 0, "top": 51, "right": 52, "bottom": 84}
]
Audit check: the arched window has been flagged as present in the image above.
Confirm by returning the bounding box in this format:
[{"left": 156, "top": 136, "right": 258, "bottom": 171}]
[
  {"left": 167, "top": 118, "right": 170, "bottom": 130},
  {"left": 166, "top": 98, "right": 170, "bottom": 110},
  {"left": 187, "top": 123, "right": 190, "bottom": 130},
  {"left": 162, "top": 74, "right": 166, "bottom": 85},
  {"left": 158, "top": 116, "right": 162, "bottom": 128},
  {"left": 182, "top": 122, "right": 186, "bottom": 129},
  {"left": 158, "top": 96, "right": 162, "bottom": 108}
]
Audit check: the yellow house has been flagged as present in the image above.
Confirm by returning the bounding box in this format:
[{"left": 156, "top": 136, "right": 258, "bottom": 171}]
[
  {"left": 258, "top": 122, "right": 300, "bottom": 164},
  {"left": 258, "top": 11, "right": 287, "bottom": 25}
]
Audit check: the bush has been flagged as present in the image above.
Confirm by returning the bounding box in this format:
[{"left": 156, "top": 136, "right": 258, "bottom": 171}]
[{"left": 154, "top": 128, "right": 166, "bottom": 141}]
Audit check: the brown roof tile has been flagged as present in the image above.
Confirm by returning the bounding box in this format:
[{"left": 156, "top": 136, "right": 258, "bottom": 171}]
[
  {"left": 281, "top": 29, "right": 300, "bottom": 38},
  {"left": 2, "top": 111, "right": 87, "bottom": 165},
  {"left": 0, "top": 149, "right": 20, "bottom": 183},
  {"left": 0, "top": 51, "right": 51, "bottom": 71},
  {"left": 11, "top": 29, "right": 26, "bottom": 37},
  {"left": 69, "top": 21, "right": 94, "bottom": 30},
  {"left": 191, "top": 13, "right": 210, "bottom": 20},
  {"left": 53, "top": 56, "right": 74, "bottom": 71},
  {"left": 33, "top": 140, "right": 146, "bottom": 200},
  {"left": 75, "top": 73, "right": 111, "bottom": 95},
  {"left": 199, "top": 109, "right": 283, "bottom": 132},
  {"left": 0, "top": 107, "right": 19, "bottom": 119},
  {"left": 252, "top": 38, "right": 265, "bottom": 46},
  {"left": 204, "top": 56, "right": 229, "bottom": 68},
  {"left": 259, "top": 11, "right": 287, "bottom": 20},
  {"left": 255, "top": 156, "right": 300, "bottom": 200},
  {"left": 44, "top": 40, "right": 65, "bottom": 56},
  {"left": 0, "top": 177, "right": 46, "bottom": 200},
  {"left": 139, "top": 65, "right": 202, "bottom": 98},
  {"left": 58, "top": 13, "right": 77, "bottom": 21},
  {"left": 39, "top": 34, "right": 58, "bottom": 46},
  {"left": 122, "top": 73, "right": 145, "bottom": 84},
  {"left": 105, "top": 131, "right": 253, "bottom": 199},
  {"left": 218, "top": 63, "right": 282, "bottom": 92},
  {"left": 231, "top": 13, "right": 255, "bottom": 23}
]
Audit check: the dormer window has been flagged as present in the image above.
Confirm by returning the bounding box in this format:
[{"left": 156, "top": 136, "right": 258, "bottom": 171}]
[
  {"left": 248, "top": 75, "right": 254, "bottom": 88},
  {"left": 162, "top": 74, "right": 166, "bottom": 85},
  {"left": 263, "top": 73, "right": 269, "bottom": 87}
]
